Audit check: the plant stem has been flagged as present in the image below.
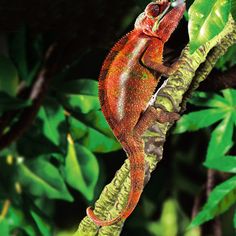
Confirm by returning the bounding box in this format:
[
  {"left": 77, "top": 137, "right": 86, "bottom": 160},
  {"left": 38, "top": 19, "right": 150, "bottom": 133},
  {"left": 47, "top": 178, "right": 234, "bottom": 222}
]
[{"left": 0, "top": 45, "right": 58, "bottom": 151}]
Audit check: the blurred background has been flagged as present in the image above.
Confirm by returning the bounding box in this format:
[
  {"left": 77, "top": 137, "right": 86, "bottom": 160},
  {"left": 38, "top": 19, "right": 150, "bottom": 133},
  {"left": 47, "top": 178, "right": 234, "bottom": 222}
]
[{"left": 0, "top": 0, "right": 235, "bottom": 235}]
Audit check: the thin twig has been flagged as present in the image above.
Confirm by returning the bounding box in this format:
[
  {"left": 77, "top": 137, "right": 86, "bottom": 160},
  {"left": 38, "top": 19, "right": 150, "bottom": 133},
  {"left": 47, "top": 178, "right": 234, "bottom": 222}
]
[
  {"left": 0, "top": 44, "right": 58, "bottom": 150},
  {"left": 200, "top": 65, "right": 236, "bottom": 91},
  {"left": 206, "top": 169, "right": 215, "bottom": 198}
]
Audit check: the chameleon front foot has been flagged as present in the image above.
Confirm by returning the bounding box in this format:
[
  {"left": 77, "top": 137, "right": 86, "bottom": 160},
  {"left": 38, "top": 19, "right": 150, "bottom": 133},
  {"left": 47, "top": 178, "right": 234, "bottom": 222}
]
[{"left": 155, "top": 107, "right": 180, "bottom": 123}]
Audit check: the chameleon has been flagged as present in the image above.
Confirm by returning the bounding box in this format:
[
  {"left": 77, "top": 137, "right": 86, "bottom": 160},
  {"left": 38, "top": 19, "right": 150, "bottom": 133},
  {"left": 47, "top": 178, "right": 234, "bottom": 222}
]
[{"left": 87, "top": 0, "right": 186, "bottom": 226}]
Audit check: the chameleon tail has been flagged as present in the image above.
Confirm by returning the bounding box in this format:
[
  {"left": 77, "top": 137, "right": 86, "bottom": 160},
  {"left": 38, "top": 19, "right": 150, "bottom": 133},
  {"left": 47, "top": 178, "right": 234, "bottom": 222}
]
[{"left": 87, "top": 140, "right": 145, "bottom": 226}]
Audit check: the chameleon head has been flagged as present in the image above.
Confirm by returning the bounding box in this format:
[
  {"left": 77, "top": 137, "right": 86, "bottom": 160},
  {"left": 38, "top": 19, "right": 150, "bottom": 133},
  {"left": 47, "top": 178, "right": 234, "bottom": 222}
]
[{"left": 135, "top": 0, "right": 185, "bottom": 39}]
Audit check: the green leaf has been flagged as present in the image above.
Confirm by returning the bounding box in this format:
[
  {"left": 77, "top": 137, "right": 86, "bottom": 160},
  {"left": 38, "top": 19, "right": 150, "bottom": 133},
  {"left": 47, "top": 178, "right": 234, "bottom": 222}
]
[
  {"left": 38, "top": 104, "right": 66, "bottom": 146},
  {"left": 189, "top": 91, "right": 230, "bottom": 108},
  {"left": 17, "top": 99, "right": 67, "bottom": 157},
  {"left": 206, "top": 114, "right": 234, "bottom": 161},
  {"left": 0, "top": 219, "right": 10, "bottom": 236},
  {"left": 56, "top": 79, "right": 100, "bottom": 114},
  {"left": 215, "top": 44, "right": 236, "bottom": 71},
  {"left": 3, "top": 205, "right": 36, "bottom": 236},
  {"left": 0, "top": 92, "right": 31, "bottom": 114},
  {"left": 231, "top": 0, "right": 236, "bottom": 21},
  {"left": 188, "top": 0, "right": 231, "bottom": 53},
  {"left": 222, "top": 89, "right": 236, "bottom": 106},
  {"left": 174, "top": 109, "right": 225, "bottom": 133},
  {"left": 65, "top": 135, "right": 99, "bottom": 201},
  {"left": 232, "top": 110, "right": 236, "bottom": 128},
  {"left": 204, "top": 155, "right": 236, "bottom": 173},
  {"left": 0, "top": 55, "right": 19, "bottom": 96},
  {"left": 69, "top": 116, "right": 120, "bottom": 153},
  {"left": 8, "top": 28, "right": 43, "bottom": 84},
  {"left": 160, "top": 200, "right": 178, "bottom": 236},
  {"left": 82, "top": 110, "right": 115, "bottom": 138},
  {"left": 30, "top": 210, "right": 51, "bottom": 236},
  {"left": 55, "top": 79, "right": 98, "bottom": 96},
  {"left": 147, "top": 199, "right": 179, "bottom": 236},
  {"left": 190, "top": 175, "right": 236, "bottom": 228},
  {"left": 17, "top": 158, "right": 73, "bottom": 201},
  {"left": 62, "top": 94, "right": 100, "bottom": 114}
]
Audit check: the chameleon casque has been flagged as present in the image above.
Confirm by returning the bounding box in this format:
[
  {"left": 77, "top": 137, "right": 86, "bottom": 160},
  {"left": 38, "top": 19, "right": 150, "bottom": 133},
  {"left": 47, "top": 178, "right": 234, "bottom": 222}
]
[{"left": 87, "top": 0, "right": 186, "bottom": 226}]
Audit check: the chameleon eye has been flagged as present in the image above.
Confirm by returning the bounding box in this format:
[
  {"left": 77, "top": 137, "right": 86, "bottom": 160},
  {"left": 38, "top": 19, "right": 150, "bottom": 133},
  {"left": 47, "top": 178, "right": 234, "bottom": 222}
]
[{"left": 145, "top": 3, "right": 160, "bottom": 18}]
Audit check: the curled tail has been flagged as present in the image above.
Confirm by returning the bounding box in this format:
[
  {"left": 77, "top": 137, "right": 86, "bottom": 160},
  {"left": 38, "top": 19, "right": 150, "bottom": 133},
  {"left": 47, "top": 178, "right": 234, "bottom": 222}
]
[{"left": 87, "top": 140, "right": 145, "bottom": 226}]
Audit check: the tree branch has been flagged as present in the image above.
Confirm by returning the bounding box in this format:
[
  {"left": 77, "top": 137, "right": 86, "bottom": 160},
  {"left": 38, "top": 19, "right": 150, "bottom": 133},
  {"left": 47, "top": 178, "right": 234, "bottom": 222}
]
[
  {"left": 75, "top": 17, "right": 236, "bottom": 236},
  {"left": 200, "top": 65, "right": 236, "bottom": 91},
  {"left": 0, "top": 45, "right": 58, "bottom": 150}
]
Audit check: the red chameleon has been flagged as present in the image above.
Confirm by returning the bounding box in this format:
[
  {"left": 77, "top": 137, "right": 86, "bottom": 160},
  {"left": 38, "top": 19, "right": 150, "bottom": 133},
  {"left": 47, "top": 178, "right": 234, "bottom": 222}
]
[{"left": 87, "top": 0, "right": 186, "bottom": 226}]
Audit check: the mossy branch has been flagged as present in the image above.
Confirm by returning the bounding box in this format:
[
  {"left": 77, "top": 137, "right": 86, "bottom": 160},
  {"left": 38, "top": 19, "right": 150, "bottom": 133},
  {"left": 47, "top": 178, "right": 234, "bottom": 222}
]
[{"left": 75, "top": 17, "right": 236, "bottom": 236}]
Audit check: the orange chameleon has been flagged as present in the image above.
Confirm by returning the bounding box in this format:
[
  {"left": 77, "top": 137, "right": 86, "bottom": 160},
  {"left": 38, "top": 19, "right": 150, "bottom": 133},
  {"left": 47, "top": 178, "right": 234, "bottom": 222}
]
[{"left": 87, "top": 0, "right": 186, "bottom": 226}]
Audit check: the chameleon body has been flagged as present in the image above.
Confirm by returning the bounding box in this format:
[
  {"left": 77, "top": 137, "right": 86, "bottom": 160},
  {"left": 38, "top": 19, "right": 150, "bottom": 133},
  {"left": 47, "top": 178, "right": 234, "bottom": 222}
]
[{"left": 87, "top": 0, "right": 185, "bottom": 226}]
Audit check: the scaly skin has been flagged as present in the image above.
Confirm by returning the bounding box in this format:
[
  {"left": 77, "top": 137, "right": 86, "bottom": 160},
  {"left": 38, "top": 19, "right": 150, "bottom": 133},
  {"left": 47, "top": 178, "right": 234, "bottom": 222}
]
[{"left": 87, "top": 0, "right": 185, "bottom": 226}]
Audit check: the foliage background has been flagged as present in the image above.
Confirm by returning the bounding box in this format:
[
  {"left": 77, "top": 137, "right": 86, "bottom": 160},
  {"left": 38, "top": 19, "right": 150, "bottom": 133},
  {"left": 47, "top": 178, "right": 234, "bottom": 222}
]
[{"left": 0, "top": 0, "right": 235, "bottom": 235}]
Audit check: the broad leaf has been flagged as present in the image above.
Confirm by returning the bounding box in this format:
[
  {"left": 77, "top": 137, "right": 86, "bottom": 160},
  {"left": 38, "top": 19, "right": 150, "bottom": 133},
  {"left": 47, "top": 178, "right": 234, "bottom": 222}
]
[
  {"left": 8, "top": 28, "right": 43, "bottom": 84},
  {"left": 69, "top": 116, "right": 120, "bottom": 153},
  {"left": 204, "top": 155, "right": 236, "bottom": 173},
  {"left": 62, "top": 95, "right": 100, "bottom": 114},
  {"left": 57, "top": 79, "right": 100, "bottom": 114},
  {"left": 0, "top": 92, "right": 31, "bottom": 114},
  {"left": 222, "top": 89, "right": 236, "bottom": 106},
  {"left": 189, "top": 91, "right": 230, "bottom": 108},
  {"left": 233, "top": 113, "right": 236, "bottom": 128},
  {"left": 17, "top": 158, "right": 73, "bottom": 201},
  {"left": 206, "top": 114, "right": 234, "bottom": 161},
  {"left": 0, "top": 219, "right": 9, "bottom": 236},
  {"left": 82, "top": 110, "right": 116, "bottom": 138},
  {"left": 174, "top": 109, "right": 225, "bottom": 133},
  {"left": 160, "top": 200, "right": 178, "bottom": 236},
  {"left": 231, "top": 0, "right": 236, "bottom": 21},
  {"left": 38, "top": 103, "right": 66, "bottom": 146},
  {"left": 0, "top": 55, "right": 18, "bottom": 96},
  {"left": 190, "top": 175, "right": 236, "bottom": 227},
  {"left": 188, "top": 0, "right": 231, "bottom": 53},
  {"left": 65, "top": 135, "right": 99, "bottom": 201},
  {"left": 17, "top": 126, "right": 61, "bottom": 158},
  {"left": 3, "top": 205, "right": 36, "bottom": 236},
  {"left": 55, "top": 79, "right": 98, "bottom": 96},
  {"left": 224, "top": 89, "right": 236, "bottom": 127},
  {"left": 30, "top": 210, "right": 51, "bottom": 236}
]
